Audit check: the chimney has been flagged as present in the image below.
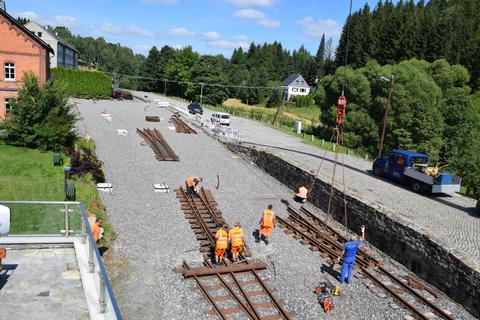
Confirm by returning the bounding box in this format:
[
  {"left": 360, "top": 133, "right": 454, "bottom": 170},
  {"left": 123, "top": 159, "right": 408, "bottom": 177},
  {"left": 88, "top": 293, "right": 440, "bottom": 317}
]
[{"left": 0, "top": 1, "right": 5, "bottom": 11}]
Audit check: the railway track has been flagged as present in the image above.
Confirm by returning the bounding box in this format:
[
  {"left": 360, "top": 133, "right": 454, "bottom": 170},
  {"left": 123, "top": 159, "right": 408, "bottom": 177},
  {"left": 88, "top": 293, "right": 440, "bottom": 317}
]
[
  {"left": 170, "top": 115, "right": 197, "bottom": 134},
  {"left": 175, "top": 187, "right": 293, "bottom": 319},
  {"left": 137, "top": 128, "right": 179, "bottom": 161},
  {"left": 278, "top": 205, "right": 455, "bottom": 320}
]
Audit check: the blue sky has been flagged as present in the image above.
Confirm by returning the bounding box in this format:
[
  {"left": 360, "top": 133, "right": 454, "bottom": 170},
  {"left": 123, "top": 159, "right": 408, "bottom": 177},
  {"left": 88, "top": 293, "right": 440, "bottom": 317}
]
[{"left": 8, "top": 0, "right": 384, "bottom": 57}]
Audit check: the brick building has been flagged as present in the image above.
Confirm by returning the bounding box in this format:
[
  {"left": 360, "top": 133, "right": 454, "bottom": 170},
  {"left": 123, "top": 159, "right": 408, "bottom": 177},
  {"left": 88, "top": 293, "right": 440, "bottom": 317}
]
[{"left": 0, "top": 2, "right": 53, "bottom": 120}]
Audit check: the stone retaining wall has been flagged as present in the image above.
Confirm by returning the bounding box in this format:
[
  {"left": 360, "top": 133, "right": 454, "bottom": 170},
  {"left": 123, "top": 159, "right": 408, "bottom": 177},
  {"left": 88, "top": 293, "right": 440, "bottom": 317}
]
[{"left": 227, "top": 143, "right": 479, "bottom": 318}]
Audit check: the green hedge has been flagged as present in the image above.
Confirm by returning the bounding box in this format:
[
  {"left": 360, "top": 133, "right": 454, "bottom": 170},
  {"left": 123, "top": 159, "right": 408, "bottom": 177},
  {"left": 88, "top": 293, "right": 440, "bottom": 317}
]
[{"left": 52, "top": 68, "right": 111, "bottom": 99}]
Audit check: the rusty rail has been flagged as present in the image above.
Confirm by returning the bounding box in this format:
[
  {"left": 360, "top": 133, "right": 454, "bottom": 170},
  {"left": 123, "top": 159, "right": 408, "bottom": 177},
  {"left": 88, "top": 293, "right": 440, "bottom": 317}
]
[
  {"left": 175, "top": 188, "right": 293, "bottom": 319},
  {"left": 279, "top": 205, "right": 454, "bottom": 320},
  {"left": 170, "top": 115, "right": 197, "bottom": 134},
  {"left": 137, "top": 128, "right": 179, "bottom": 161}
]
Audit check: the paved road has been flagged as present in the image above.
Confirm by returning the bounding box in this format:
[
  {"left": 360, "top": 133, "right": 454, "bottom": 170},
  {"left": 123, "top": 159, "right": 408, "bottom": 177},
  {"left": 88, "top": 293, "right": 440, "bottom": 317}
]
[{"left": 136, "top": 91, "right": 480, "bottom": 265}]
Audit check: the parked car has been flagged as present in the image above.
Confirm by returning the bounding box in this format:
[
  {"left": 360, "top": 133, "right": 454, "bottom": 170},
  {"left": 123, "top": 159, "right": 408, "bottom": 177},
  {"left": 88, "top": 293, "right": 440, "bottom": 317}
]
[
  {"left": 211, "top": 112, "right": 231, "bottom": 126},
  {"left": 188, "top": 103, "right": 203, "bottom": 115}
]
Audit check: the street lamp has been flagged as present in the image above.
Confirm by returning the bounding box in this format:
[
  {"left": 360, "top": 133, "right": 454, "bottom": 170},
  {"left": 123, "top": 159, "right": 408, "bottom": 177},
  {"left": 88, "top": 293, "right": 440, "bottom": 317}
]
[{"left": 378, "top": 74, "right": 394, "bottom": 157}]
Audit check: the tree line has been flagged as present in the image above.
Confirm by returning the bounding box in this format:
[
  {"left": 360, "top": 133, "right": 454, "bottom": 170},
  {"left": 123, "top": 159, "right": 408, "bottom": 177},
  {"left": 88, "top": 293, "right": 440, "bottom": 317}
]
[{"left": 335, "top": 0, "right": 480, "bottom": 90}]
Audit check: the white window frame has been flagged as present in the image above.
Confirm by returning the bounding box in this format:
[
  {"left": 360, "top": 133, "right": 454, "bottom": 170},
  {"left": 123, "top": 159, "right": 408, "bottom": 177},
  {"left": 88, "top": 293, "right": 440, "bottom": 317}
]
[
  {"left": 4, "top": 62, "right": 15, "bottom": 81},
  {"left": 5, "top": 98, "right": 15, "bottom": 115},
  {"left": 300, "top": 88, "right": 306, "bottom": 93},
  {"left": 291, "top": 87, "right": 298, "bottom": 92}
]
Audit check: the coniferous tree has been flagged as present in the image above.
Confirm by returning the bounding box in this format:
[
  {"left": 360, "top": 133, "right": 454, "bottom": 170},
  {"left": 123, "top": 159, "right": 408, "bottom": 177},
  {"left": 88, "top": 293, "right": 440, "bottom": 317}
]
[{"left": 315, "top": 34, "right": 326, "bottom": 81}]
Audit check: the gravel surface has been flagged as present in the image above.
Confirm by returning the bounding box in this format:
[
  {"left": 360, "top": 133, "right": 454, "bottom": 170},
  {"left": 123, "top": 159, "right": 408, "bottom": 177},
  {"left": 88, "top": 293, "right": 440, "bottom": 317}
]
[{"left": 75, "top": 97, "right": 475, "bottom": 320}]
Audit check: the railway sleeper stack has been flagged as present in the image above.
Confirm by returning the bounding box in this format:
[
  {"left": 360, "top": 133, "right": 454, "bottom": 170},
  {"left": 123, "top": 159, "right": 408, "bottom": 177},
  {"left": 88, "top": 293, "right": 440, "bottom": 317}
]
[
  {"left": 137, "top": 128, "right": 179, "bottom": 161},
  {"left": 278, "top": 205, "right": 454, "bottom": 320}
]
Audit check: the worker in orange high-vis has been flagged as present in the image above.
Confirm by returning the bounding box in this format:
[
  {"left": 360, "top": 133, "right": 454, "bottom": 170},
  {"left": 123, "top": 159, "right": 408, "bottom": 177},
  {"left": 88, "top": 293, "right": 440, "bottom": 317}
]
[
  {"left": 186, "top": 176, "right": 203, "bottom": 197},
  {"left": 90, "top": 218, "right": 103, "bottom": 243},
  {"left": 258, "top": 204, "right": 276, "bottom": 245},
  {"left": 214, "top": 224, "right": 228, "bottom": 266},
  {"left": 228, "top": 223, "right": 245, "bottom": 262}
]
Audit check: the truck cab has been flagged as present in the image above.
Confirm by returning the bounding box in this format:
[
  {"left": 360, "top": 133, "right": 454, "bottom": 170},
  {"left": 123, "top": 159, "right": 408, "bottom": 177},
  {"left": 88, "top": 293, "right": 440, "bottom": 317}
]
[{"left": 373, "top": 150, "right": 461, "bottom": 193}]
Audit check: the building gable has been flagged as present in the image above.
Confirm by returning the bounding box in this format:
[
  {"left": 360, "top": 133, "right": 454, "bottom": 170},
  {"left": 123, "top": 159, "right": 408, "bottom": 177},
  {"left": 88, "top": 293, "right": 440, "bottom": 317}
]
[{"left": 282, "top": 74, "right": 310, "bottom": 88}]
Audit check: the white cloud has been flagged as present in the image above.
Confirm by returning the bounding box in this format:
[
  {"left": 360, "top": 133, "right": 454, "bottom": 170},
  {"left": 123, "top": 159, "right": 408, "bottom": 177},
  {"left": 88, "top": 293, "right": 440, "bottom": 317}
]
[
  {"left": 233, "top": 9, "right": 280, "bottom": 28},
  {"left": 234, "top": 9, "right": 264, "bottom": 19},
  {"left": 16, "top": 11, "right": 84, "bottom": 29},
  {"left": 173, "top": 44, "right": 184, "bottom": 50},
  {"left": 128, "top": 25, "right": 156, "bottom": 38},
  {"left": 203, "top": 31, "right": 221, "bottom": 41},
  {"left": 202, "top": 32, "right": 250, "bottom": 49},
  {"left": 167, "top": 27, "right": 195, "bottom": 38},
  {"left": 139, "top": 0, "right": 178, "bottom": 3},
  {"left": 53, "top": 15, "right": 85, "bottom": 28},
  {"left": 99, "top": 22, "right": 122, "bottom": 34},
  {"left": 297, "top": 17, "right": 342, "bottom": 38},
  {"left": 16, "top": 11, "right": 41, "bottom": 21},
  {"left": 258, "top": 18, "right": 280, "bottom": 28},
  {"left": 224, "top": 0, "right": 274, "bottom": 7}
]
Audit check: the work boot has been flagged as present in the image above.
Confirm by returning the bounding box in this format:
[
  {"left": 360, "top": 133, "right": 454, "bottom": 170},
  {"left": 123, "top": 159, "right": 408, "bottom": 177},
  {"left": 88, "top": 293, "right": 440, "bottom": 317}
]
[{"left": 265, "top": 239, "right": 269, "bottom": 245}]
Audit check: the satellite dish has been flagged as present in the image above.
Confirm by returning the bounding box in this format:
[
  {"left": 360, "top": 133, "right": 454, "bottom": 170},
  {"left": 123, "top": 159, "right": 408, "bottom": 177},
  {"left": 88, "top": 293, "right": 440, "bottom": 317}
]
[{"left": 0, "top": 205, "right": 11, "bottom": 236}]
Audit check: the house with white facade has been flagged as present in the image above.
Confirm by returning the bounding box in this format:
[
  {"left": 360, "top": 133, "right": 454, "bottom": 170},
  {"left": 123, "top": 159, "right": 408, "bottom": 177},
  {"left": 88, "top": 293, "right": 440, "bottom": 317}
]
[
  {"left": 24, "top": 21, "right": 79, "bottom": 68},
  {"left": 282, "top": 74, "right": 311, "bottom": 100}
]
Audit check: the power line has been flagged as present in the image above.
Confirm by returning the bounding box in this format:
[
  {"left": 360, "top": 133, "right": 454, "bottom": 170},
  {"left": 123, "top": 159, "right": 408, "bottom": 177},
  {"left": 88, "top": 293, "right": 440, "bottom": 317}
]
[{"left": 108, "top": 72, "right": 277, "bottom": 90}]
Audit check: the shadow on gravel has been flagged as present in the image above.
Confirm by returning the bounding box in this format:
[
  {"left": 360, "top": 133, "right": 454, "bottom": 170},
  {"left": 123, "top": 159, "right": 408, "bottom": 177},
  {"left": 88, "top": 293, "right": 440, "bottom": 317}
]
[
  {"left": 320, "top": 263, "right": 340, "bottom": 281},
  {"left": 0, "top": 264, "right": 17, "bottom": 290}
]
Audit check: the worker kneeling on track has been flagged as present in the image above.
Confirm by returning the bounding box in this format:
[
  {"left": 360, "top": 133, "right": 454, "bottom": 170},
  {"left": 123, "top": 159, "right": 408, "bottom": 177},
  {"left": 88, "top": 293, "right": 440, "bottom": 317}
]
[
  {"left": 186, "top": 176, "right": 203, "bottom": 197},
  {"left": 258, "top": 204, "right": 276, "bottom": 245},
  {"left": 337, "top": 225, "right": 365, "bottom": 284},
  {"left": 295, "top": 186, "right": 308, "bottom": 203},
  {"left": 228, "top": 223, "right": 245, "bottom": 262},
  {"left": 214, "top": 224, "right": 228, "bottom": 266}
]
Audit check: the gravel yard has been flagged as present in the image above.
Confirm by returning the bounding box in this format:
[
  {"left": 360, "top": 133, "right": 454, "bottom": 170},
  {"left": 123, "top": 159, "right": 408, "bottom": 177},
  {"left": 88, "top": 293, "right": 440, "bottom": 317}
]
[{"left": 75, "top": 98, "right": 475, "bottom": 320}]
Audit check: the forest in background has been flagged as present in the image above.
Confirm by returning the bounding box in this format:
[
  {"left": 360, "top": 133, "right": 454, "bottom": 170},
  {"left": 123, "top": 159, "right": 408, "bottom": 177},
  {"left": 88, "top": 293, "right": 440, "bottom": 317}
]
[{"left": 16, "top": 0, "right": 480, "bottom": 196}]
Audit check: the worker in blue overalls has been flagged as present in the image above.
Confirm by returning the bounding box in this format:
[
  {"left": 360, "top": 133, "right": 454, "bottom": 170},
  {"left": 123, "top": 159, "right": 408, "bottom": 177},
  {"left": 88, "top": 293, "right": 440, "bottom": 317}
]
[{"left": 337, "top": 225, "right": 366, "bottom": 284}]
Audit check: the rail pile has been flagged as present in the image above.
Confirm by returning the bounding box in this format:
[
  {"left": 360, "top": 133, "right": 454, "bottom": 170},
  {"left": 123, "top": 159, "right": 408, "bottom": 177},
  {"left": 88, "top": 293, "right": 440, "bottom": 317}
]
[
  {"left": 175, "top": 187, "right": 293, "bottom": 319},
  {"left": 137, "top": 128, "right": 179, "bottom": 161},
  {"left": 170, "top": 115, "right": 197, "bottom": 134},
  {"left": 278, "top": 205, "right": 454, "bottom": 320}
]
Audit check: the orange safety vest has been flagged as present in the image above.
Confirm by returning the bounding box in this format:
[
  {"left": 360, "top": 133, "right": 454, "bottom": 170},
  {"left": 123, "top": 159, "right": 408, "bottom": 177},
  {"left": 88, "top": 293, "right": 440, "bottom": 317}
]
[
  {"left": 229, "top": 227, "right": 244, "bottom": 247},
  {"left": 262, "top": 209, "right": 275, "bottom": 227},
  {"left": 186, "top": 176, "right": 198, "bottom": 188},
  {"left": 215, "top": 229, "right": 228, "bottom": 249}
]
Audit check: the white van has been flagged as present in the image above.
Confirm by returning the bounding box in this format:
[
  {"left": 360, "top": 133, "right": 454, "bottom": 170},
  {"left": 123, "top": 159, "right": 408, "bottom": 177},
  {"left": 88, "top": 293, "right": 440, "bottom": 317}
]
[{"left": 211, "top": 112, "right": 231, "bottom": 126}]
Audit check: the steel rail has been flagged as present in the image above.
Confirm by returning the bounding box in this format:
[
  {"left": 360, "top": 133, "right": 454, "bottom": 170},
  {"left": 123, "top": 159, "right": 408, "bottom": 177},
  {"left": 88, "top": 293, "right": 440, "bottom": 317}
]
[{"left": 377, "top": 266, "right": 454, "bottom": 320}]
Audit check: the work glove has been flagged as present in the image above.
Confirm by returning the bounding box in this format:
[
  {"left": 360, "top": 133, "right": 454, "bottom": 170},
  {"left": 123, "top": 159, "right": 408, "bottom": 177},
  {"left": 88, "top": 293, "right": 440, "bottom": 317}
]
[{"left": 361, "top": 225, "right": 365, "bottom": 233}]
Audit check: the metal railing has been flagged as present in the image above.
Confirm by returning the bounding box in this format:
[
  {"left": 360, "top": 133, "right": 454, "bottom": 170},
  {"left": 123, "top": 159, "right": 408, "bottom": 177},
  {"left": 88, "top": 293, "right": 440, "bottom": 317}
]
[{"left": 0, "top": 201, "right": 123, "bottom": 320}]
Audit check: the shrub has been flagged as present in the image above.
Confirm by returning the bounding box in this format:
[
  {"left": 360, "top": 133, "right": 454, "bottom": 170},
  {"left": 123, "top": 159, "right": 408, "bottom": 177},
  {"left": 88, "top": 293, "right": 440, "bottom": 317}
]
[
  {"left": 70, "top": 146, "right": 105, "bottom": 183},
  {"left": 52, "top": 68, "right": 111, "bottom": 99},
  {"left": 3, "top": 72, "right": 77, "bottom": 151}
]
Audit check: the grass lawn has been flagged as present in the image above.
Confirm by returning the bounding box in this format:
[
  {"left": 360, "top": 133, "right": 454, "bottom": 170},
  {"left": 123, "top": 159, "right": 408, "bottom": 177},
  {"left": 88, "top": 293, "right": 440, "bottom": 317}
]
[{"left": 0, "top": 141, "right": 113, "bottom": 241}]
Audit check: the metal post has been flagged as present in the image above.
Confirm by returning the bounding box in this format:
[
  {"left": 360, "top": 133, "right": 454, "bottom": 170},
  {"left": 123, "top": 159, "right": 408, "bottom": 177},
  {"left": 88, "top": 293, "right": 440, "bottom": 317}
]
[
  {"left": 88, "top": 237, "right": 95, "bottom": 273},
  {"left": 163, "top": 79, "right": 167, "bottom": 95},
  {"left": 81, "top": 218, "right": 86, "bottom": 244},
  {"left": 99, "top": 271, "right": 107, "bottom": 313},
  {"left": 64, "top": 203, "right": 69, "bottom": 238},
  {"left": 378, "top": 75, "right": 394, "bottom": 157},
  {"left": 200, "top": 83, "right": 204, "bottom": 104}
]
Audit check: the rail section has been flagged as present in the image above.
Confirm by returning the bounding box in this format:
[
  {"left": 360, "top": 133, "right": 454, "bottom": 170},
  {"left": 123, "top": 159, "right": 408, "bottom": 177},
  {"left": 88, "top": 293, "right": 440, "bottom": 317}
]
[
  {"left": 175, "top": 188, "right": 293, "bottom": 319},
  {"left": 278, "top": 205, "right": 455, "bottom": 320},
  {"left": 170, "top": 115, "right": 197, "bottom": 134},
  {"left": 137, "top": 128, "right": 179, "bottom": 161}
]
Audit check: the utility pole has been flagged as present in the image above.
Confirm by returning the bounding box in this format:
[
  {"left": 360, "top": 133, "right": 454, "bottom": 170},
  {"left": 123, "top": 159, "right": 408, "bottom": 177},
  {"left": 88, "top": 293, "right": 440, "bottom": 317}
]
[
  {"left": 200, "top": 83, "right": 204, "bottom": 104},
  {"left": 378, "top": 75, "right": 394, "bottom": 157}
]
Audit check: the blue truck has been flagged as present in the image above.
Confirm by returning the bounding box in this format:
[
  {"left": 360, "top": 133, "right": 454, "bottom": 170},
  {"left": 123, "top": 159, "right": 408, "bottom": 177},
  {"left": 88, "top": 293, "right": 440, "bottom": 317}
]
[{"left": 372, "top": 150, "right": 461, "bottom": 193}]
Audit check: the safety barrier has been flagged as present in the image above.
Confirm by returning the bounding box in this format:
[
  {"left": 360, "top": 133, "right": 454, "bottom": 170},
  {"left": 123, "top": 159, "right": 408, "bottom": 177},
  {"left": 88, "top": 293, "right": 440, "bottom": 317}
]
[{"left": 0, "top": 201, "right": 123, "bottom": 320}]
